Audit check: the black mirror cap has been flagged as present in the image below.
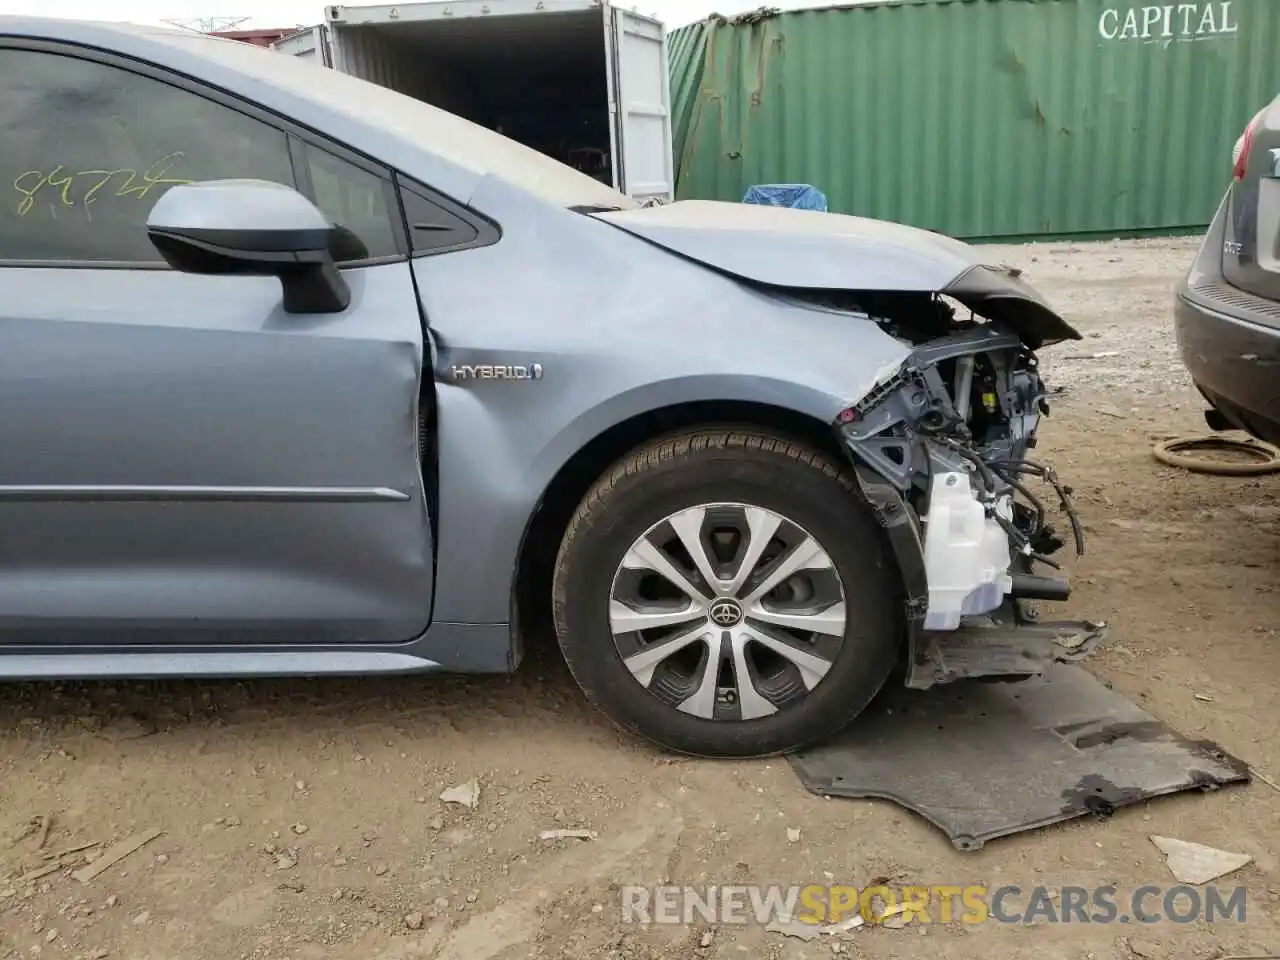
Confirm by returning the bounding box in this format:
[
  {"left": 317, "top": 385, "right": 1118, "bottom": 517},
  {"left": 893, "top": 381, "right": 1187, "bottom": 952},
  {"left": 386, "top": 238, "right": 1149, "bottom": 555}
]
[
  {"left": 148, "top": 226, "right": 332, "bottom": 266},
  {"left": 148, "top": 227, "right": 351, "bottom": 314}
]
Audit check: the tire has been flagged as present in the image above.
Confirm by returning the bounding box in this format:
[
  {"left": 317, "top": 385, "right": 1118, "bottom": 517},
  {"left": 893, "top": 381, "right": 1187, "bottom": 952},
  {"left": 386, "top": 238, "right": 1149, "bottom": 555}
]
[{"left": 552, "top": 428, "right": 904, "bottom": 758}]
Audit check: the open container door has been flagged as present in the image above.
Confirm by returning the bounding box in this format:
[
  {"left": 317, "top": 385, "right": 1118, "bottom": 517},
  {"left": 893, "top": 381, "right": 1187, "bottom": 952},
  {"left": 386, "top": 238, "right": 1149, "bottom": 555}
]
[
  {"left": 307, "top": 1, "right": 626, "bottom": 188},
  {"left": 271, "top": 25, "right": 333, "bottom": 66},
  {"left": 608, "top": 6, "right": 674, "bottom": 203}
]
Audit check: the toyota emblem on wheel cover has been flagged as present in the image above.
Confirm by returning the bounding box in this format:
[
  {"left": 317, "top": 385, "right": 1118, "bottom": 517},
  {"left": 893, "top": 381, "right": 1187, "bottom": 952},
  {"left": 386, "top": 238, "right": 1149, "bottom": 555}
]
[{"left": 708, "top": 599, "right": 744, "bottom": 627}]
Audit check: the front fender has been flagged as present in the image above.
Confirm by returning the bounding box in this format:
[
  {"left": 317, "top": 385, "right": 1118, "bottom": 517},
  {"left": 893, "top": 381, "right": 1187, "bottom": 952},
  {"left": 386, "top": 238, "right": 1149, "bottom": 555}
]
[
  {"left": 528, "top": 372, "right": 865, "bottom": 481},
  {"left": 420, "top": 182, "right": 916, "bottom": 627},
  {"left": 431, "top": 372, "right": 880, "bottom": 626}
]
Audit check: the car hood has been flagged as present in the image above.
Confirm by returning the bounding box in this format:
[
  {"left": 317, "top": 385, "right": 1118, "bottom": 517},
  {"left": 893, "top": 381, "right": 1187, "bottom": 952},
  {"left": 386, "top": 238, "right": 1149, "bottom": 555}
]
[{"left": 593, "top": 201, "right": 1081, "bottom": 348}]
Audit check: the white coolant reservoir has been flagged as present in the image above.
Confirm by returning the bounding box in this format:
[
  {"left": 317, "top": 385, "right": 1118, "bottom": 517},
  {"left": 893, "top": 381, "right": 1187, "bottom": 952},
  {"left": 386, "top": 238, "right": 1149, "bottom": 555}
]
[{"left": 921, "top": 471, "right": 1014, "bottom": 631}]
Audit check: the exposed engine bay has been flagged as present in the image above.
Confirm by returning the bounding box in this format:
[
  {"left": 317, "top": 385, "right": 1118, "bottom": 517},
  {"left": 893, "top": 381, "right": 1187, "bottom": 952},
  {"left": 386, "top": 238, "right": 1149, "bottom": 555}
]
[
  {"left": 591, "top": 198, "right": 1110, "bottom": 690},
  {"left": 814, "top": 291, "right": 1106, "bottom": 688}
]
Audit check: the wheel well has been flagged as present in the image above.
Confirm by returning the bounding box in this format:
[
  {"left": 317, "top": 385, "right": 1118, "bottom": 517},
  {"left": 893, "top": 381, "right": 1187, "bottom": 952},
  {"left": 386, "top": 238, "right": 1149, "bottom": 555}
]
[{"left": 511, "top": 400, "right": 847, "bottom": 658}]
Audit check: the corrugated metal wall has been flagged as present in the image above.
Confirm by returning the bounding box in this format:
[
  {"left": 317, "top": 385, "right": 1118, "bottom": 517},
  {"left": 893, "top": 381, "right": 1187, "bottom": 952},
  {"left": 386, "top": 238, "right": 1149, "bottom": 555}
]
[
  {"left": 668, "top": 19, "right": 712, "bottom": 195},
  {"left": 669, "top": 0, "right": 1279, "bottom": 240}
]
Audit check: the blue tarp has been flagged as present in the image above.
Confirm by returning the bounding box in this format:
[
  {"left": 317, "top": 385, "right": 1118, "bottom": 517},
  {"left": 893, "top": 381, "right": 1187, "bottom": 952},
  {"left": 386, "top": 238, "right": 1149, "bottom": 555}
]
[{"left": 742, "top": 184, "right": 828, "bottom": 212}]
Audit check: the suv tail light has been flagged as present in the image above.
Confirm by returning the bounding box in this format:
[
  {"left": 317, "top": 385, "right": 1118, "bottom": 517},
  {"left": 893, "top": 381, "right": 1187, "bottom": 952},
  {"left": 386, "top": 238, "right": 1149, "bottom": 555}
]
[{"left": 1233, "top": 107, "right": 1267, "bottom": 180}]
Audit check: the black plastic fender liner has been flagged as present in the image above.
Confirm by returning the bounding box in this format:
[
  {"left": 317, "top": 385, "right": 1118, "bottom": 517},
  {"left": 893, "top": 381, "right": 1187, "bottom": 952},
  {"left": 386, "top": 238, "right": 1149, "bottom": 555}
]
[{"left": 850, "top": 462, "right": 931, "bottom": 679}]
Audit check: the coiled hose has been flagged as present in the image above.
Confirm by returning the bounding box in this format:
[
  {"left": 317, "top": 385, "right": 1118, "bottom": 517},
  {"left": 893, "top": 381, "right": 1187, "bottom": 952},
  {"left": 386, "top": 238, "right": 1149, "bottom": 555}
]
[{"left": 1152, "top": 435, "right": 1280, "bottom": 476}]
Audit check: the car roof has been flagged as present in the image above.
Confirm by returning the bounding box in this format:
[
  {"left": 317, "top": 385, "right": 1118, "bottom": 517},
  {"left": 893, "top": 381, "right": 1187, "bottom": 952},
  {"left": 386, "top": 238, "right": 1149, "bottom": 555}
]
[{"left": 0, "top": 16, "right": 636, "bottom": 211}]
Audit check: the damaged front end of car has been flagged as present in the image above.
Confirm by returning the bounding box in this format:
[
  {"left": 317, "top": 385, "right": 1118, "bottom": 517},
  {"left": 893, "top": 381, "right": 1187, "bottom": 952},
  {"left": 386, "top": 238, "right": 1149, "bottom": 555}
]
[
  {"left": 592, "top": 202, "right": 1106, "bottom": 688},
  {"left": 824, "top": 267, "right": 1108, "bottom": 689}
]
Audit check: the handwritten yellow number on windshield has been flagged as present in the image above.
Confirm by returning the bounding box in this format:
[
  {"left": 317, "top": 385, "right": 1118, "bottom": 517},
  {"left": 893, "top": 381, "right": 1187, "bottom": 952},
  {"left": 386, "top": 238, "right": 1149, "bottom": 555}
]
[
  {"left": 13, "top": 168, "right": 62, "bottom": 217},
  {"left": 13, "top": 152, "right": 194, "bottom": 218}
]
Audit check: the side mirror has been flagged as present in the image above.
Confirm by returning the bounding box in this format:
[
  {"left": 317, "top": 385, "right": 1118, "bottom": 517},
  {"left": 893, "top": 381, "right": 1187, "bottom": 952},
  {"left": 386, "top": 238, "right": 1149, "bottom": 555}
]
[{"left": 146, "top": 179, "right": 351, "bottom": 314}]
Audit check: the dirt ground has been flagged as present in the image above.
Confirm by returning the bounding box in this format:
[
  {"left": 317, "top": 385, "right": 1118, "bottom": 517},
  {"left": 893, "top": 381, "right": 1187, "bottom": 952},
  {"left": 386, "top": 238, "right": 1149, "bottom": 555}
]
[{"left": 2, "top": 235, "right": 1278, "bottom": 960}]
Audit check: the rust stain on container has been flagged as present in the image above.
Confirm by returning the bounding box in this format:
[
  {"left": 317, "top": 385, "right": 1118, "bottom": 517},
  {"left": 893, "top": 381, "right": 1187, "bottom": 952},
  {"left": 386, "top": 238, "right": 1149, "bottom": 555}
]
[{"left": 669, "top": 0, "right": 1280, "bottom": 240}]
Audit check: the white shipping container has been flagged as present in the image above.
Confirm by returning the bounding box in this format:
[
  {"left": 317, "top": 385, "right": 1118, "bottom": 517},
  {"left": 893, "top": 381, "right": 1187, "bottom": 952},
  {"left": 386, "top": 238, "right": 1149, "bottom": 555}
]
[{"left": 273, "top": 0, "right": 673, "bottom": 203}]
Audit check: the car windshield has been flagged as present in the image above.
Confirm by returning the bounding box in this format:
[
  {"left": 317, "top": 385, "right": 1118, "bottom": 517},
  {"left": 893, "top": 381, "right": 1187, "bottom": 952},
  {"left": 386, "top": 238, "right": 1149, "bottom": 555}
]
[{"left": 150, "top": 26, "right": 640, "bottom": 212}]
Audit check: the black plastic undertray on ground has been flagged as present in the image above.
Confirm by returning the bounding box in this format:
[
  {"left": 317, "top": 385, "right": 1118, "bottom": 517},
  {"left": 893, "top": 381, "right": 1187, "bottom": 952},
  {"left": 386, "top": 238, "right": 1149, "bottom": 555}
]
[{"left": 789, "top": 663, "right": 1251, "bottom": 851}]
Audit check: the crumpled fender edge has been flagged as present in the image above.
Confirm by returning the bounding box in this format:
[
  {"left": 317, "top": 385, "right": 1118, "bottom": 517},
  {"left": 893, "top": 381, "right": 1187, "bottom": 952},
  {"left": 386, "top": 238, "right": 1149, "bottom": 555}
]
[{"left": 945, "top": 264, "right": 1083, "bottom": 349}]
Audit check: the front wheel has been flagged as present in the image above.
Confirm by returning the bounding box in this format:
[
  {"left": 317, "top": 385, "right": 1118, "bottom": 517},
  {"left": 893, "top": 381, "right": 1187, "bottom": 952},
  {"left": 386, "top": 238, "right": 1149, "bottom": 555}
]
[{"left": 552, "top": 428, "right": 903, "bottom": 758}]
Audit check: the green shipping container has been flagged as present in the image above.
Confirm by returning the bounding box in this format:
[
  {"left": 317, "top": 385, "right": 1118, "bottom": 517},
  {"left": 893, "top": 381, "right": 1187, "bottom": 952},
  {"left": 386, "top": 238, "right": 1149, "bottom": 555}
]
[{"left": 669, "top": 0, "right": 1279, "bottom": 241}]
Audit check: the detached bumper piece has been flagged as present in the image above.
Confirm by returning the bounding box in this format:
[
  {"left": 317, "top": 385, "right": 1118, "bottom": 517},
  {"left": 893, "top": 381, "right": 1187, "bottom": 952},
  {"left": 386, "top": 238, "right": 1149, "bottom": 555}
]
[{"left": 788, "top": 662, "right": 1251, "bottom": 851}]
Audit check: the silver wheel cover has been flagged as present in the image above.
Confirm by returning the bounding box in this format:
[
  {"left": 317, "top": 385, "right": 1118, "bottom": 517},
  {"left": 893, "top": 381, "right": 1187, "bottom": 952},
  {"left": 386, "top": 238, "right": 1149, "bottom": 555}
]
[{"left": 608, "top": 502, "right": 848, "bottom": 722}]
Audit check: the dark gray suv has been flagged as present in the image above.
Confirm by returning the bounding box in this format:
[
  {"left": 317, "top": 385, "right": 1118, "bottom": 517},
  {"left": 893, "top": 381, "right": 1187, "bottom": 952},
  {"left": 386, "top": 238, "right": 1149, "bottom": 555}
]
[{"left": 1176, "top": 97, "right": 1280, "bottom": 443}]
